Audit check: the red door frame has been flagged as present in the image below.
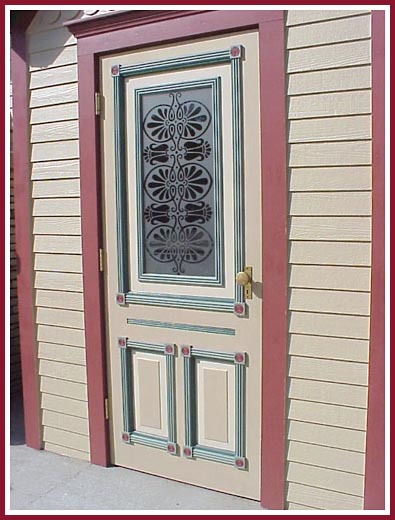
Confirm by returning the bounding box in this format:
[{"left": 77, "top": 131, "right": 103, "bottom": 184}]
[
  {"left": 10, "top": 8, "right": 386, "bottom": 511},
  {"left": 66, "top": 9, "right": 288, "bottom": 509}
]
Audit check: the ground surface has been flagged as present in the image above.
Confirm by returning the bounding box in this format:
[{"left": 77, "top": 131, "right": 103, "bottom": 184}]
[{"left": 10, "top": 395, "right": 262, "bottom": 511}]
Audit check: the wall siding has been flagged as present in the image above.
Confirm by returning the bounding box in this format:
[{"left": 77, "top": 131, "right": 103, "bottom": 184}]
[
  {"left": 27, "top": 11, "right": 89, "bottom": 460},
  {"left": 285, "top": 10, "right": 371, "bottom": 510}
]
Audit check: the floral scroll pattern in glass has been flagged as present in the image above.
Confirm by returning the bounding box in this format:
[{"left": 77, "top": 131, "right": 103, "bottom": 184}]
[{"left": 142, "top": 90, "right": 215, "bottom": 276}]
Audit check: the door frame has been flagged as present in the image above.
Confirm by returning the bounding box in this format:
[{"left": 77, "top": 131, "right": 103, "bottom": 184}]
[{"left": 67, "top": 9, "right": 287, "bottom": 509}]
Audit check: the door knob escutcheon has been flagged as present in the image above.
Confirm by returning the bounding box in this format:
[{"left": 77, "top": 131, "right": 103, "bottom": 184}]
[{"left": 236, "top": 266, "right": 252, "bottom": 299}]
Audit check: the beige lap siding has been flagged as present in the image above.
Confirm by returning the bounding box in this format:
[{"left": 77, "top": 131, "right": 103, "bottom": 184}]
[
  {"left": 27, "top": 11, "right": 89, "bottom": 461},
  {"left": 285, "top": 10, "right": 372, "bottom": 510}
]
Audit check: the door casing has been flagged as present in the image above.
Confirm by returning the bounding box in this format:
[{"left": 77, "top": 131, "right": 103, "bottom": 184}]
[{"left": 67, "top": 9, "right": 288, "bottom": 509}]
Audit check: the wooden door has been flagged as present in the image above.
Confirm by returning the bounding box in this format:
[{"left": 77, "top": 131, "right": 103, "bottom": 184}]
[{"left": 101, "top": 30, "right": 262, "bottom": 500}]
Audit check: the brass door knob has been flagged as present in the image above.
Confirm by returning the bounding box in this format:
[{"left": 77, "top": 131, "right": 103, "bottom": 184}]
[{"left": 236, "top": 271, "right": 251, "bottom": 286}]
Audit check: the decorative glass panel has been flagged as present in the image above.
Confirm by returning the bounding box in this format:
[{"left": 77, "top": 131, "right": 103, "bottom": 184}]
[{"left": 135, "top": 80, "right": 223, "bottom": 285}]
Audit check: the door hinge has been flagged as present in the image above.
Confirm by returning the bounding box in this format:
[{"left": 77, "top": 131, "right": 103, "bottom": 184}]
[
  {"left": 104, "top": 397, "right": 109, "bottom": 420},
  {"left": 95, "top": 92, "right": 101, "bottom": 116},
  {"left": 99, "top": 248, "right": 104, "bottom": 272}
]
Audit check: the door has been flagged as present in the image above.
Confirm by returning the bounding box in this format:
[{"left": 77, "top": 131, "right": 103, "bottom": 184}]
[{"left": 101, "top": 30, "right": 262, "bottom": 500}]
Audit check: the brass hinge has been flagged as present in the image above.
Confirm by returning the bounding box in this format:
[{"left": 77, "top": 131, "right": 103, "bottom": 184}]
[
  {"left": 104, "top": 398, "right": 109, "bottom": 420},
  {"left": 99, "top": 248, "right": 104, "bottom": 272},
  {"left": 95, "top": 92, "right": 101, "bottom": 116}
]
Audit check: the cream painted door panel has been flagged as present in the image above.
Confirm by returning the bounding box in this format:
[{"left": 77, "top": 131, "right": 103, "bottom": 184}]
[{"left": 101, "top": 31, "right": 262, "bottom": 500}]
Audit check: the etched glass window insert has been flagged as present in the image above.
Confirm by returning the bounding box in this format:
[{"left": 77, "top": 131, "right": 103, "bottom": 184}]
[{"left": 136, "top": 81, "right": 222, "bottom": 283}]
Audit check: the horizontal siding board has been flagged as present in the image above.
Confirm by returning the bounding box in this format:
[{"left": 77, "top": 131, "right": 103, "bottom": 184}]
[
  {"left": 289, "top": 334, "right": 369, "bottom": 363},
  {"left": 287, "top": 40, "right": 370, "bottom": 73},
  {"left": 29, "top": 45, "right": 77, "bottom": 71},
  {"left": 30, "top": 102, "right": 79, "bottom": 124},
  {"left": 34, "top": 253, "right": 82, "bottom": 273},
  {"left": 288, "top": 378, "right": 368, "bottom": 408},
  {"left": 288, "top": 502, "right": 320, "bottom": 510},
  {"left": 289, "top": 288, "right": 370, "bottom": 316},
  {"left": 289, "top": 311, "right": 370, "bottom": 340},
  {"left": 30, "top": 83, "right": 78, "bottom": 108},
  {"left": 31, "top": 159, "right": 80, "bottom": 180},
  {"left": 288, "top": 90, "right": 371, "bottom": 119},
  {"left": 36, "top": 308, "right": 85, "bottom": 330},
  {"left": 287, "top": 482, "right": 364, "bottom": 510},
  {"left": 34, "top": 271, "right": 83, "bottom": 291},
  {"left": 37, "top": 324, "right": 85, "bottom": 347},
  {"left": 41, "top": 393, "right": 88, "bottom": 419},
  {"left": 287, "top": 462, "right": 365, "bottom": 497},
  {"left": 31, "top": 120, "right": 79, "bottom": 143},
  {"left": 40, "top": 376, "right": 87, "bottom": 401},
  {"left": 289, "top": 265, "right": 371, "bottom": 291},
  {"left": 286, "top": 10, "right": 369, "bottom": 26},
  {"left": 287, "top": 441, "right": 365, "bottom": 474},
  {"left": 28, "top": 26, "right": 76, "bottom": 54},
  {"left": 36, "top": 289, "right": 84, "bottom": 311},
  {"left": 33, "top": 216, "right": 81, "bottom": 235},
  {"left": 287, "top": 14, "right": 370, "bottom": 49},
  {"left": 30, "top": 64, "right": 78, "bottom": 89},
  {"left": 289, "top": 356, "right": 368, "bottom": 385},
  {"left": 287, "top": 66, "right": 371, "bottom": 96},
  {"left": 289, "top": 240, "right": 371, "bottom": 267},
  {"left": 289, "top": 141, "right": 371, "bottom": 167},
  {"left": 289, "top": 167, "right": 372, "bottom": 192},
  {"left": 34, "top": 235, "right": 82, "bottom": 254},
  {"left": 288, "top": 400, "right": 367, "bottom": 430},
  {"left": 31, "top": 140, "right": 79, "bottom": 162},
  {"left": 289, "top": 192, "right": 371, "bottom": 216},
  {"left": 287, "top": 420, "right": 366, "bottom": 452},
  {"left": 289, "top": 216, "right": 371, "bottom": 241},
  {"left": 289, "top": 116, "right": 371, "bottom": 143},
  {"left": 43, "top": 426, "right": 90, "bottom": 452},
  {"left": 42, "top": 409, "right": 89, "bottom": 436},
  {"left": 44, "top": 442, "right": 89, "bottom": 461},
  {"left": 39, "top": 359, "right": 87, "bottom": 384},
  {"left": 33, "top": 198, "right": 80, "bottom": 216}
]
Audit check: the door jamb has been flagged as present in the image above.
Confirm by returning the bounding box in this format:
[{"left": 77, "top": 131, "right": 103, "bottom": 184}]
[{"left": 67, "top": 9, "right": 287, "bottom": 509}]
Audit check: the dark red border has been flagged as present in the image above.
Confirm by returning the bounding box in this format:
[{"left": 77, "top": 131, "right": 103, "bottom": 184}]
[
  {"left": 364, "top": 10, "right": 386, "bottom": 511},
  {"left": 73, "top": 9, "right": 287, "bottom": 507},
  {"left": 10, "top": 11, "right": 41, "bottom": 450}
]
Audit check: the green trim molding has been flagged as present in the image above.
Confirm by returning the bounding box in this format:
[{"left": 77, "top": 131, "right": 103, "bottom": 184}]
[
  {"left": 112, "top": 45, "right": 246, "bottom": 315},
  {"left": 118, "top": 338, "right": 177, "bottom": 455},
  {"left": 181, "top": 344, "right": 247, "bottom": 469},
  {"left": 127, "top": 318, "right": 236, "bottom": 336}
]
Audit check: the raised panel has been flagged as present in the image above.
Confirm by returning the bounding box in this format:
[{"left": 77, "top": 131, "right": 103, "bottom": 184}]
[
  {"left": 197, "top": 360, "right": 235, "bottom": 451},
  {"left": 133, "top": 351, "right": 168, "bottom": 437}
]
